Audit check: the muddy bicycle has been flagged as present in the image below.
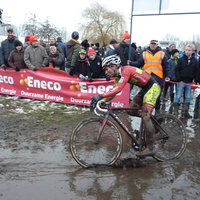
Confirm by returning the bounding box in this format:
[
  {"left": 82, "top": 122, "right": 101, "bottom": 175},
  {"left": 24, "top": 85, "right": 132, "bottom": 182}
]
[{"left": 70, "top": 102, "right": 187, "bottom": 168}]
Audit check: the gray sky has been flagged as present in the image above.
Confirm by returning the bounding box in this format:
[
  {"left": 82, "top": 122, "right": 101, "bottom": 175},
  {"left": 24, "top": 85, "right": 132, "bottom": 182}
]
[{"left": 1, "top": 0, "right": 200, "bottom": 47}]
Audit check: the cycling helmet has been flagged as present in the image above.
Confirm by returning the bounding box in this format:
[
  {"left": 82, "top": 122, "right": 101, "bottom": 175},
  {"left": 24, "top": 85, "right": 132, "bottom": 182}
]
[
  {"left": 102, "top": 54, "right": 121, "bottom": 69},
  {"left": 71, "top": 31, "right": 79, "bottom": 40}
]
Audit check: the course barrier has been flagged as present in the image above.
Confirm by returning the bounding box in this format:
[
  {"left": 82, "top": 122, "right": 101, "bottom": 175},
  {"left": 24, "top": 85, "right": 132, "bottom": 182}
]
[{"left": 0, "top": 67, "right": 130, "bottom": 108}]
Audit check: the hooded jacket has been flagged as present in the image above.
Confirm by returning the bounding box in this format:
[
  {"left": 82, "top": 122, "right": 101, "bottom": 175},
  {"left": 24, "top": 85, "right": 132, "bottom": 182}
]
[
  {"left": 113, "top": 40, "right": 137, "bottom": 66},
  {"left": 66, "top": 39, "right": 80, "bottom": 67}
]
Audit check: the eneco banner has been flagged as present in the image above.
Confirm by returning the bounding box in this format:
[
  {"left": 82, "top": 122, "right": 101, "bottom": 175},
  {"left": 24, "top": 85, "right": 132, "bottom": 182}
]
[{"left": 0, "top": 67, "right": 130, "bottom": 107}]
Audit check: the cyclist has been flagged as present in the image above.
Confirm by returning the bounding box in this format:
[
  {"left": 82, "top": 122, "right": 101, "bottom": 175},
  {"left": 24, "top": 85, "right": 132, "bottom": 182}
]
[{"left": 90, "top": 55, "right": 170, "bottom": 157}]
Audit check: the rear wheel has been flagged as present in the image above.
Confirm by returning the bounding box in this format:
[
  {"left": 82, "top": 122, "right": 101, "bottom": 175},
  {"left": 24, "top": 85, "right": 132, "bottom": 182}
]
[
  {"left": 70, "top": 117, "right": 123, "bottom": 168},
  {"left": 152, "top": 113, "right": 187, "bottom": 161}
]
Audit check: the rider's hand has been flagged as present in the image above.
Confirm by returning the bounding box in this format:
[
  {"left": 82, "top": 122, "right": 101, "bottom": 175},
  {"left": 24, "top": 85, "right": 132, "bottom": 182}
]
[{"left": 90, "top": 95, "right": 103, "bottom": 111}]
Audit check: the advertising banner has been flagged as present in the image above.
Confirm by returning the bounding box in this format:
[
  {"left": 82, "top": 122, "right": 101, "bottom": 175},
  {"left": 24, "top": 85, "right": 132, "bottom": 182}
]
[{"left": 0, "top": 67, "right": 130, "bottom": 107}]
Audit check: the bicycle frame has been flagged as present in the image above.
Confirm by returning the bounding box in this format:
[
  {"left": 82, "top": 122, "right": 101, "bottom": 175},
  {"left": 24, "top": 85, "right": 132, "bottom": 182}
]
[{"left": 95, "top": 105, "right": 169, "bottom": 148}]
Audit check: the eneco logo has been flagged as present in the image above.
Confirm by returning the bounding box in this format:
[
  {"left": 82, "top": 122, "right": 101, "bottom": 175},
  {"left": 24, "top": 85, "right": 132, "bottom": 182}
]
[
  {"left": 0, "top": 75, "right": 14, "bottom": 84},
  {"left": 69, "top": 81, "right": 122, "bottom": 97},
  {"left": 19, "top": 72, "right": 61, "bottom": 91}
]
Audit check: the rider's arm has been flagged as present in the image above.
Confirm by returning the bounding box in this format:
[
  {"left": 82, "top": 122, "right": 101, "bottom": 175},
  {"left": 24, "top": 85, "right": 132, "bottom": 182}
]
[{"left": 102, "top": 73, "right": 130, "bottom": 99}]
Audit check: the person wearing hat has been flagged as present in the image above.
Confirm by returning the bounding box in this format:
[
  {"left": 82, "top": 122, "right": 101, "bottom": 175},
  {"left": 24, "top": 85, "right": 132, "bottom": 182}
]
[
  {"left": 165, "top": 42, "right": 176, "bottom": 60},
  {"left": 75, "top": 49, "right": 88, "bottom": 81},
  {"left": 94, "top": 42, "right": 103, "bottom": 57},
  {"left": 66, "top": 31, "right": 81, "bottom": 75},
  {"left": 105, "top": 39, "right": 118, "bottom": 58},
  {"left": 24, "top": 34, "right": 48, "bottom": 71},
  {"left": 87, "top": 49, "right": 110, "bottom": 82},
  {"left": 113, "top": 30, "right": 137, "bottom": 66},
  {"left": 128, "top": 39, "right": 171, "bottom": 114},
  {"left": 8, "top": 40, "right": 27, "bottom": 71},
  {"left": 24, "top": 35, "right": 30, "bottom": 49},
  {"left": 80, "top": 39, "right": 90, "bottom": 53},
  {"left": 0, "top": 28, "right": 17, "bottom": 70}
]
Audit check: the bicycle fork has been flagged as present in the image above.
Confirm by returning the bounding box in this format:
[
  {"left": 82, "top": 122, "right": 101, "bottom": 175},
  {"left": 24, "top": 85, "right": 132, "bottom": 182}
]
[{"left": 95, "top": 113, "right": 110, "bottom": 145}]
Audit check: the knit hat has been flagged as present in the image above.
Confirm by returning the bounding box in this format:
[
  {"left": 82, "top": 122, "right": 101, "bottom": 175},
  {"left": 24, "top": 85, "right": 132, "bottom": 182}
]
[
  {"left": 14, "top": 40, "right": 23, "bottom": 47},
  {"left": 88, "top": 49, "right": 96, "bottom": 56},
  {"left": 171, "top": 48, "right": 179, "bottom": 55},
  {"left": 95, "top": 43, "right": 99, "bottom": 48},
  {"left": 30, "top": 34, "right": 38, "bottom": 43},
  {"left": 110, "top": 39, "right": 118, "bottom": 44},
  {"left": 81, "top": 39, "right": 89, "bottom": 49},
  {"left": 25, "top": 35, "right": 30, "bottom": 42},
  {"left": 79, "top": 49, "right": 86, "bottom": 54},
  {"left": 122, "top": 31, "right": 130, "bottom": 40},
  {"left": 169, "top": 42, "right": 176, "bottom": 47}
]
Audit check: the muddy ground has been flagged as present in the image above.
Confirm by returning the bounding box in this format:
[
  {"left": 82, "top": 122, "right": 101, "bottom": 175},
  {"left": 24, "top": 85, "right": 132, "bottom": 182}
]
[{"left": 0, "top": 94, "right": 200, "bottom": 200}]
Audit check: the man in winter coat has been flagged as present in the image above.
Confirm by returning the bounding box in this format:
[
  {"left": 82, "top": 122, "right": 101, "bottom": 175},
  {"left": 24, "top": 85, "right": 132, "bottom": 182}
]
[
  {"left": 113, "top": 30, "right": 137, "bottom": 66},
  {"left": 105, "top": 39, "right": 118, "bottom": 58},
  {"left": 24, "top": 34, "right": 48, "bottom": 71},
  {"left": 128, "top": 39, "right": 171, "bottom": 114},
  {"left": 165, "top": 42, "right": 176, "bottom": 60},
  {"left": 0, "top": 28, "right": 17, "bottom": 70},
  {"left": 66, "top": 31, "right": 80, "bottom": 75}
]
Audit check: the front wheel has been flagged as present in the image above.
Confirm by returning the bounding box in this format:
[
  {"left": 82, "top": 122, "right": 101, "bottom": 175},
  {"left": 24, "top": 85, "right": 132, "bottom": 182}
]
[
  {"left": 70, "top": 117, "right": 123, "bottom": 168},
  {"left": 152, "top": 113, "right": 187, "bottom": 161}
]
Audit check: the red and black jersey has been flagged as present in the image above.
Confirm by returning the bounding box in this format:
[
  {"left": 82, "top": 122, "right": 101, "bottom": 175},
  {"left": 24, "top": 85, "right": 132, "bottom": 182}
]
[{"left": 103, "top": 65, "right": 152, "bottom": 99}]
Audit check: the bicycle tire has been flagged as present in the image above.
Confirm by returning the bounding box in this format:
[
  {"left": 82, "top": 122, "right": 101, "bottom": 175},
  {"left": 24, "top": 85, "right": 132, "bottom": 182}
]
[
  {"left": 152, "top": 113, "right": 187, "bottom": 161},
  {"left": 70, "top": 117, "right": 123, "bottom": 168}
]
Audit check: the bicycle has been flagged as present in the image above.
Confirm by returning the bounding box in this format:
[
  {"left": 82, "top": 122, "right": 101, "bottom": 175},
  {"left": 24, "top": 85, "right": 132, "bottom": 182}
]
[{"left": 70, "top": 102, "right": 187, "bottom": 168}]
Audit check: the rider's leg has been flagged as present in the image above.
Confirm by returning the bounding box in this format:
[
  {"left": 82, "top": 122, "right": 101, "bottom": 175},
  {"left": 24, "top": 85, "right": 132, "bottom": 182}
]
[
  {"left": 127, "top": 94, "right": 142, "bottom": 116},
  {"left": 141, "top": 105, "right": 155, "bottom": 150},
  {"left": 136, "top": 105, "right": 156, "bottom": 157}
]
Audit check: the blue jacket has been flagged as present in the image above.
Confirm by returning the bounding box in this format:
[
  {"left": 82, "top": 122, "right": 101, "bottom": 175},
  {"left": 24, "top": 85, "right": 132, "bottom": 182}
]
[{"left": 57, "top": 40, "right": 66, "bottom": 60}]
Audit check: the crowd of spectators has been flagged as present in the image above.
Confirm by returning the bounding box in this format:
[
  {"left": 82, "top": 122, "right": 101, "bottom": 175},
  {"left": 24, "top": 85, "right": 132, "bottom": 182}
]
[{"left": 1, "top": 28, "right": 200, "bottom": 119}]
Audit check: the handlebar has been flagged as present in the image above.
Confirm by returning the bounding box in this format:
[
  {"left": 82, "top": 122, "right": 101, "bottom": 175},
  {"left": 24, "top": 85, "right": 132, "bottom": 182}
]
[{"left": 94, "top": 101, "right": 111, "bottom": 116}]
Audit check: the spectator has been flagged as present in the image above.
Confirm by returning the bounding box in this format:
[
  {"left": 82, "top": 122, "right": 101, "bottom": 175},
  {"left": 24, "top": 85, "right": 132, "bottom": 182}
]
[
  {"left": 94, "top": 43, "right": 103, "bottom": 57},
  {"left": 129, "top": 39, "right": 171, "bottom": 114},
  {"left": 57, "top": 37, "right": 67, "bottom": 65},
  {"left": 113, "top": 30, "right": 137, "bottom": 66},
  {"left": 136, "top": 46, "right": 143, "bottom": 59},
  {"left": 66, "top": 31, "right": 80, "bottom": 75},
  {"left": 80, "top": 39, "right": 90, "bottom": 53},
  {"left": 174, "top": 44, "right": 199, "bottom": 117},
  {"left": 24, "top": 34, "right": 48, "bottom": 71},
  {"left": 131, "top": 42, "right": 137, "bottom": 51},
  {"left": 165, "top": 42, "right": 176, "bottom": 60},
  {"left": 105, "top": 39, "right": 118, "bottom": 57},
  {"left": 101, "top": 46, "right": 105, "bottom": 57},
  {"left": 91, "top": 43, "right": 95, "bottom": 49},
  {"left": 46, "top": 36, "right": 64, "bottom": 71},
  {"left": 87, "top": 49, "right": 109, "bottom": 82},
  {"left": 24, "top": 35, "right": 30, "bottom": 49},
  {"left": 39, "top": 39, "right": 46, "bottom": 48},
  {"left": 163, "top": 48, "right": 179, "bottom": 103},
  {"left": 75, "top": 49, "right": 88, "bottom": 81},
  {"left": 8, "top": 40, "right": 27, "bottom": 71},
  {"left": 48, "top": 46, "right": 64, "bottom": 70},
  {"left": 0, "top": 28, "right": 17, "bottom": 70}
]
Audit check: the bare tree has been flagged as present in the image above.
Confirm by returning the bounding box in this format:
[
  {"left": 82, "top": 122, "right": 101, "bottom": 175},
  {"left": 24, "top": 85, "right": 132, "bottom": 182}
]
[
  {"left": 57, "top": 27, "right": 70, "bottom": 43},
  {"left": 79, "top": 2, "right": 126, "bottom": 46},
  {"left": 39, "top": 18, "right": 60, "bottom": 41},
  {"left": 22, "top": 13, "right": 41, "bottom": 37}
]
